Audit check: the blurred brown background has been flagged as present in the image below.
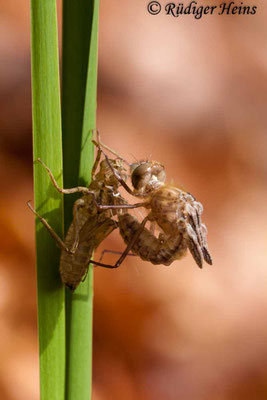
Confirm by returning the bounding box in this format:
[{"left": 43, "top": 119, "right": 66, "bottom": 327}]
[{"left": 1, "top": 0, "right": 267, "bottom": 399}]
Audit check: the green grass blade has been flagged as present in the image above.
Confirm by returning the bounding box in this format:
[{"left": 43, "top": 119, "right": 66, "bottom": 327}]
[
  {"left": 62, "top": 2, "right": 95, "bottom": 225},
  {"left": 30, "top": 1, "right": 65, "bottom": 399},
  {"left": 62, "top": 1, "right": 99, "bottom": 399}
]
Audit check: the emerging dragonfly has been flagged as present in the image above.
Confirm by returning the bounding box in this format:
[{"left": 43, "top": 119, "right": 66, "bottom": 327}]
[
  {"left": 97, "top": 149, "right": 212, "bottom": 269},
  {"left": 29, "top": 136, "right": 212, "bottom": 290}
]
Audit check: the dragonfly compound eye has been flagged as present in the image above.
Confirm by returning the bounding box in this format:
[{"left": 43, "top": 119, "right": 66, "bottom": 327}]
[
  {"left": 131, "top": 161, "right": 166, "bottom": 192},
  {"left": 131, "top": 162, "right": 153, "bottom": 190}
]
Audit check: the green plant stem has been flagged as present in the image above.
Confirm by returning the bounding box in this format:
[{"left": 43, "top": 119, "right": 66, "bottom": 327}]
[
  {"left": 62, "top": 1, "right": 99, "bottom": 399},
  {"left": 30, "top": 1, "right": 65, "bottom": 399}
]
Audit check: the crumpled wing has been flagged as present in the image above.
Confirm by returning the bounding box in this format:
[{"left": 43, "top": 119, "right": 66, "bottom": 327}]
[
  {"left": 184, "top": 222, "right": 203, "bottom": 268},
  {"left": 185, "top": 202, "right": 212, "bottom": 266},
  {"left": 200, "top": 223, "right": 212, "bottom": 265}
]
